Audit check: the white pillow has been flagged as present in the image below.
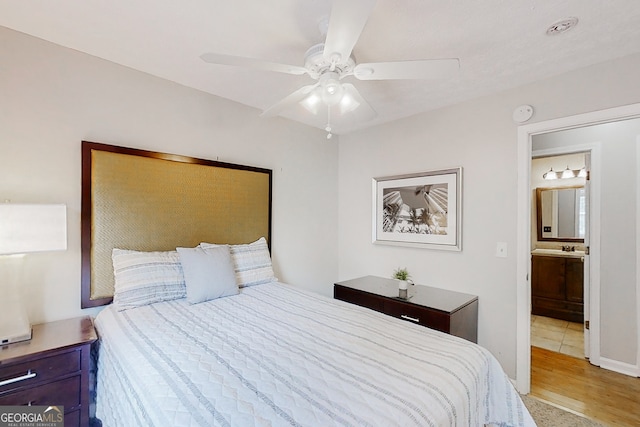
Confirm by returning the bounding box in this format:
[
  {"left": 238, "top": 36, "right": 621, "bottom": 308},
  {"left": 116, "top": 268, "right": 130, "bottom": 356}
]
[
  {"left": 112, "top": 249, "right": 186, "bottom": 311},
  {"left": 200, "top": 237, "right": 276, "bottom": 287},
  {"left": 176, "top": 246, "right": 238, "bottom": 304}
]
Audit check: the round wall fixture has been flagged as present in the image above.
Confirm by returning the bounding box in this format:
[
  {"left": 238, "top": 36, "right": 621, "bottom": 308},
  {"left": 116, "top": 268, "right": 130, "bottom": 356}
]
[{"left": 513, "top": 105, "right": 534, "bottom": 123}]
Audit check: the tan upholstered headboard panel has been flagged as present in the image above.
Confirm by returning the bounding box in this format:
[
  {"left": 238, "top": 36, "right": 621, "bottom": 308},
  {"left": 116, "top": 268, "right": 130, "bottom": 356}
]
[{"left": 81, "top": 141, "right": 272, "bottom": 308}]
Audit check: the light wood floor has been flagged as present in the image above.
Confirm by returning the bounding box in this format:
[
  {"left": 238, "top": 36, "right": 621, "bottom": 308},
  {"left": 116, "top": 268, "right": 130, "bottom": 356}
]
[{"left": 530, "top": 346, "right": 640, "bottom": 426}]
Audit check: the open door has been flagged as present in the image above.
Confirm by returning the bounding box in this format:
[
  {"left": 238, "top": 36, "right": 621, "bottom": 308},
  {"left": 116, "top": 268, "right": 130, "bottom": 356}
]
[{"left": 582, "top": 152, "right": 591, "bottom": 359}]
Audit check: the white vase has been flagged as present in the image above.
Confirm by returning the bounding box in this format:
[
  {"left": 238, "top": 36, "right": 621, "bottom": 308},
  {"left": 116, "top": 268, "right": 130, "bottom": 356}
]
[{"left": 398, "top": 279, "right": 408, "bottom": 299}]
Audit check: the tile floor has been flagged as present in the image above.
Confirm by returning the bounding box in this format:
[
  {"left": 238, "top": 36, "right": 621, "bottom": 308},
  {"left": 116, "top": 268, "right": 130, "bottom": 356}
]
[{"left": 531, "top": 315, "right": 585, "bottom": 358}]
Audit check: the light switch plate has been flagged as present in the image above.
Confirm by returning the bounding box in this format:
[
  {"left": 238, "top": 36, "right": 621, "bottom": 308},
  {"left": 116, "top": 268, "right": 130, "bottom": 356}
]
[{"left": 496, "top": 242, "right": 508, "bottom": 258}]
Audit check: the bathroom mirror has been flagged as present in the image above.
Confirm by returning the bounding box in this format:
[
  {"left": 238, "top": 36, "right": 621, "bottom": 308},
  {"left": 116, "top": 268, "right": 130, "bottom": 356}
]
[{"left": 536, "top": 186, "right": 585, "bottom": 242}]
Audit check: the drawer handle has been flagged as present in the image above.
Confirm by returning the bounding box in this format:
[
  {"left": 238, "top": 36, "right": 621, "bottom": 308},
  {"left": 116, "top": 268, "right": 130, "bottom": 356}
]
[
  {"left": 0, "top": 370, "right": 37, "bottom": 387},
  {"left": 400, "top": 314, "right": 420, "bottom": 323}
]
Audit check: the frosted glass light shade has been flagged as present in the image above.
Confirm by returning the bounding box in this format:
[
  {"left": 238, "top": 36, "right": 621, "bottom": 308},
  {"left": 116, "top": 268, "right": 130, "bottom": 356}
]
[
  {"left": 0, "top": 204, "right": 67, "bottom": 255},
  {"left": 543, "top": 168, "right": 558, "bottom": 180},
  {"left": 561, "top": 167, "right": 575, "bottom": 179}
]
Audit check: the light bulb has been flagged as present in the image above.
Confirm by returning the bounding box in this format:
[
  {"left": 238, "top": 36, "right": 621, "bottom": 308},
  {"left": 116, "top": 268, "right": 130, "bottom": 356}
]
[{"left": 322, "top": 80, "right": 343, "bottom": 105}]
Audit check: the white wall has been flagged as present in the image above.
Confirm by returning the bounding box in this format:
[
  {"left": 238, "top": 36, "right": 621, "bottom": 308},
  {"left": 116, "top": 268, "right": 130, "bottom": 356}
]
[
  {"left": 0, "top": 26, "right": 339, "bottom": 323},
  {"left": 533, "top": 119, "right": 640, "bottom": 365},
  {"left": 338, "top": 52, "right": 640, "bottom": 377}
]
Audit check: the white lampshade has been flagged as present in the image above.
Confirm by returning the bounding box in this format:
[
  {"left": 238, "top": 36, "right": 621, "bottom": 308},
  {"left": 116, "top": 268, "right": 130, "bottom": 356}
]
[
  {"left": 0, "top": 204, "right": 67, "bottom": 255},
  {"left": 0, "top": 203, "right": 67, "bottom": 344}
]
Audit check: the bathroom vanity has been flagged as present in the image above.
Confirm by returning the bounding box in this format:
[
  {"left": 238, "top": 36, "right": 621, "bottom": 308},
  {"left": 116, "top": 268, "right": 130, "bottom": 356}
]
[
  {"left": 531, "top": 250, "right": 584, "bottom": 323},
  {"left": 532, "top": 185, "right": 586, "bottom": 323}
]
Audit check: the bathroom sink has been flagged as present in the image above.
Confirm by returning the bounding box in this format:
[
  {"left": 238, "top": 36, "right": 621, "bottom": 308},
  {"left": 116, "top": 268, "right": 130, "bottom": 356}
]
[{"left": 531, "top": 248, "right": 585, "bottom": 258}]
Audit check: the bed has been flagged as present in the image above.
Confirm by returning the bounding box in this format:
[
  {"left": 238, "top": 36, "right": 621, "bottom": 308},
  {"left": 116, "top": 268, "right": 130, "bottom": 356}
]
[{"left": 82, "top": 142, "right": 534, "bottom": 426}]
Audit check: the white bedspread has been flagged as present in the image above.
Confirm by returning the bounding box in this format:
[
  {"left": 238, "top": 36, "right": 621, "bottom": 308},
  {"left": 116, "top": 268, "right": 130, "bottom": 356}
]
[{"left": 94, "top": 282, "right": 535, "bottom": 426}]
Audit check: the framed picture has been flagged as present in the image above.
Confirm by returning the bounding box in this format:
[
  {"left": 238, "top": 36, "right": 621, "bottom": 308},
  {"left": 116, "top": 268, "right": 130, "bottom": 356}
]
[{"left": 372, "top": 167, "right": 462, "bottom": 250}]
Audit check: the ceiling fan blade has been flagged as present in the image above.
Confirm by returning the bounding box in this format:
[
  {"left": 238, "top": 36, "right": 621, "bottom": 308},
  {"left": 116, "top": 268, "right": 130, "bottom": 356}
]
[
  {"left": 340, "top": 83, "right": 376, "bottom": 120},
  {"left": 260, "top": 84, "right": 320, "bottom": 118},
  {"left": 323, "top": 0, "right": 377, "bottom": 63},
  {"left": 200, "top": 52, "right": 308, "bottom": 76},
  {"left": 353, "top": 58, "right": 460, "bottom": 80}
]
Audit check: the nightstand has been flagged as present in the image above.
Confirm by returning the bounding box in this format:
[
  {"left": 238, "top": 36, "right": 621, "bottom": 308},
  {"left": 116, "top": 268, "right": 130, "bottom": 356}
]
[
  {"left": 0, "top": 316, "right": 97, "bottom": 427},
  {"left": 334, "top": 275, "right": 478, "bottom": 343}
]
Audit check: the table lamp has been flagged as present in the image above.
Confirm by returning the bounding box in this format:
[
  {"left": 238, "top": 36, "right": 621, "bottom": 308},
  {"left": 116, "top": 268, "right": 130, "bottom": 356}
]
[{"left": 0, "top": 203, "right": 67, "bottom": 344}]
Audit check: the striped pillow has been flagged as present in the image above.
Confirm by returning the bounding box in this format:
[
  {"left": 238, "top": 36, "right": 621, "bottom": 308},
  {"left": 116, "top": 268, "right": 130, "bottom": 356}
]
[
  {"left": 112, "top": 249, "right": 186, "bottom": 311},
  {"left": 200, "top": 237, "right": 276, "bottom": 287}
]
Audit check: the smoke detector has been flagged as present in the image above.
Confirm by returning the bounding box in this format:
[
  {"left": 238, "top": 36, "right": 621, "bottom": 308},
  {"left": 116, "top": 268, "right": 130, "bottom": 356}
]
[{"left": 546, "top": 17, "right": 579, "bottom": 36}]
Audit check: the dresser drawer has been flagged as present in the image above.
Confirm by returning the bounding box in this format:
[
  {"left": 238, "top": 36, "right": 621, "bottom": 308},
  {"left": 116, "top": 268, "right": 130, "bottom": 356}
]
[
  {"left": 335, "top": 277, "right": 478, "bottom": 342},
  {"left": 0, "top": 350, "right": 80, "bottom": 394},
  {"left": 64, "top": 409, "right": 80, "bottom": 427},
  {"left": 383, "top": 299, "right": 450, "bottom": 332},
  {"left": 334, "top": 285, "right": 384, "bottom": 312},
  {"left": 0, "top": 375, "right": 80, "bottom": 408}
]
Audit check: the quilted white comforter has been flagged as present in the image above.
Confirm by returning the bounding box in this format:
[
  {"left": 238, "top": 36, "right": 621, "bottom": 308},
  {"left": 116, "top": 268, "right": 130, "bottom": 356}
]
[{"left": 94, "top": 282, "right": 535, "bottom": 426}]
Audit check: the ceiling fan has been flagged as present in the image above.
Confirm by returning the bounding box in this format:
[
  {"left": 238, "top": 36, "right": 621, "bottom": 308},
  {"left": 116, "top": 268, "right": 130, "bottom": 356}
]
[{"left": 200, "top": 0, "right": 459, "bottom": 137}]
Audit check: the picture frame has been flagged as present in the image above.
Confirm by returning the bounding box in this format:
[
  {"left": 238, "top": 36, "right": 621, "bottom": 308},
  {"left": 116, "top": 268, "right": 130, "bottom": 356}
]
[{"left": 372, "top": 167, "right": 462, "bottom": 251}]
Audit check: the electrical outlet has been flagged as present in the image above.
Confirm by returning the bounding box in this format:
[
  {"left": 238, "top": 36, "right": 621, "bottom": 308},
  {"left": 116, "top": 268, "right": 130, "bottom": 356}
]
[{"left": 496, "top": 242, "right": 508, "bottom": 258}]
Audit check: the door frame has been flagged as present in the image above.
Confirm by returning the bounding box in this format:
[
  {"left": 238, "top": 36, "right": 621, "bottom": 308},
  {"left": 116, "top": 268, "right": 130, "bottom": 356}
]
[{"left": 516, "top": 103, "right": 640, "bottom": 393}]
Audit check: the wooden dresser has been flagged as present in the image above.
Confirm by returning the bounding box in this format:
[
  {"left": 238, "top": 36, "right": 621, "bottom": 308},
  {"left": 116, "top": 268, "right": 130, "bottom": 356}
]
[
  {"left": 0, "top": 316, "right": 97, "bottom": 427},
  {"left": 334, "top": 276, "right": 478, "bottom": 343}
]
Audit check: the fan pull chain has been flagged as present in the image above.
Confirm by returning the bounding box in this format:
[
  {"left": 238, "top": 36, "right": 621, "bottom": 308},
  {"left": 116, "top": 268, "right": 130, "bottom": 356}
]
[{"left": 326, "top": 104, "right": 333, "bottom": 139}]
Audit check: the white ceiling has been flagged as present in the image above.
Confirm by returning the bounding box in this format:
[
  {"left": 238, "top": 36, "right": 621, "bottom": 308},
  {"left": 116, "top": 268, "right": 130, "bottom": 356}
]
[{"left": 2, "top": 1, "right": 640, "bottom": 135}]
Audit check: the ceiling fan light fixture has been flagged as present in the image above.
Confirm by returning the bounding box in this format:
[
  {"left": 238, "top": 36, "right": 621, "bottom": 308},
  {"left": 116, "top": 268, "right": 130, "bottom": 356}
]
[
  {"left": 340, "top": 92, "right": 360, "bottom": 113},
  {"left": 201, "top": 1, "right": 454, "bottom": 130},
  {"left": 300, "top": 90, "right": 322, "bottom": 114},
  {"left": 320, "top": 72, "right": 344, "bottom": 105}
]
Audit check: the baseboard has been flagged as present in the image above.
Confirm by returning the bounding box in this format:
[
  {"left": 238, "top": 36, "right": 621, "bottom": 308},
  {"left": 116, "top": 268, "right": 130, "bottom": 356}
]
[{"left": 599, "top": 356, "right": 640, "bottom": 377}]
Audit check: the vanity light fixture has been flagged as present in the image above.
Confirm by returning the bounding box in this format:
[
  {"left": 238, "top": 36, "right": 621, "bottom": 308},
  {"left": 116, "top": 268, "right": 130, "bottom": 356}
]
[{"left": 543, "top": 166, "right": 587, "bottom": 180}]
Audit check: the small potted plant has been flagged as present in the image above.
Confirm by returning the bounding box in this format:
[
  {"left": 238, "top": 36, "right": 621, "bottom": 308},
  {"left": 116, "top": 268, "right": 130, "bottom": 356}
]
[{"left": 393, "top": 268, "right": 411, "bottom": 298}]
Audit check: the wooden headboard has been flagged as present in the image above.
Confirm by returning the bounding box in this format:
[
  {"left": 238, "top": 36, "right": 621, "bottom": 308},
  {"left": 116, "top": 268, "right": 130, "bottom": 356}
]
[{"left": 81, "top": 141, "right": 272, "bottom": 308}]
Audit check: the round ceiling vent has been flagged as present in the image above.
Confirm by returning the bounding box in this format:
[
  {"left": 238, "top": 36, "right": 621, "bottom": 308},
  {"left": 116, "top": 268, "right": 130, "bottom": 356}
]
[{"left": 546, "top": 17, "right": 579, "bottom": 35}]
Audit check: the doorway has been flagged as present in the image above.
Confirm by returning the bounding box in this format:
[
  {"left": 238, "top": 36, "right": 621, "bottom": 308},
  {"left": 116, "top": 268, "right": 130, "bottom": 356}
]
[
  {"left": 530, "top": 150, "right": 590, "bottom": 361},
  {"left": 516, "top": 103, "right": 640, "bottom": 394}
]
